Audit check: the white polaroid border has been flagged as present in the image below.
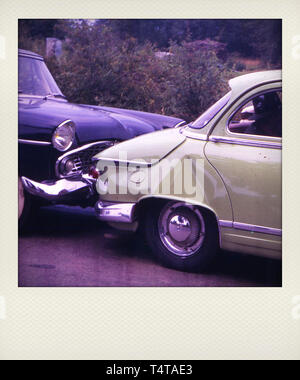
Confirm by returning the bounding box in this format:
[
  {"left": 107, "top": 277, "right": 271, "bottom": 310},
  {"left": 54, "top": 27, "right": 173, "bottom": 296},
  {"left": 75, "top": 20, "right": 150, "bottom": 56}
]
[{"left": 0, "top": 0, "right": 299, "bottom": 360}]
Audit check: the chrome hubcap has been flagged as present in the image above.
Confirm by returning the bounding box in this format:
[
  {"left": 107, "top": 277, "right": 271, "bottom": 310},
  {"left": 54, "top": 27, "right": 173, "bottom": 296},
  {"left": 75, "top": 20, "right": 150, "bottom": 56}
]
[
  {"left": 159, "top": 202, "right": 206, "bottom": 257},
  {"left": 168, "top": 215, "right": 192, "bottom": 242},
  {"left": 18, "top": 177, "right": 25, "bottom": 219}
]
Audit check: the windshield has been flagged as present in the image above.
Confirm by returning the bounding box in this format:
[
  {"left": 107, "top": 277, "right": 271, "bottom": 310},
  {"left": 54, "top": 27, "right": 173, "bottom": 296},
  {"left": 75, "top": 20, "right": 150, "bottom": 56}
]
[
  {"left": 18, "top": 56, "right": 64, "bottom": 97},
  {"left": 190, "top": 91, "right": 231, "bottom": 129}
]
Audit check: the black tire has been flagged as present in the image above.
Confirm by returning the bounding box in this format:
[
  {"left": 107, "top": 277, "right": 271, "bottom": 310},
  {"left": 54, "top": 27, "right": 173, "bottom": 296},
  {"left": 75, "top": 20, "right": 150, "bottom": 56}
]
[
  {"left": 143, "top": 201, "right": 219, "bottom": 272},
  {"left": 18, "top": 177, "right": 38, "bottom": 233}
]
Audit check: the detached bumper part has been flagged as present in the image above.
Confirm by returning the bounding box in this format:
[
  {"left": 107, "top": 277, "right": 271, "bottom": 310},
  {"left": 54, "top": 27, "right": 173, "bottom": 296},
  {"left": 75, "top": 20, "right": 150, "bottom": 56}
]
[
  {"left": 21, "top": 175, "right": 94, "bottom": 202},
  {"left": 95, "top": 201, "right": 136, "bottom": 223}
]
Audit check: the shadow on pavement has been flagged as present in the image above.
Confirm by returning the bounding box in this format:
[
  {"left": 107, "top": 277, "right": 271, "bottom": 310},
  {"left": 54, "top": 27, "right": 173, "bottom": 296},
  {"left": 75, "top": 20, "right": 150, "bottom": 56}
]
[{"left": 20, "top": 205, "right": 282, "bottom": 287}]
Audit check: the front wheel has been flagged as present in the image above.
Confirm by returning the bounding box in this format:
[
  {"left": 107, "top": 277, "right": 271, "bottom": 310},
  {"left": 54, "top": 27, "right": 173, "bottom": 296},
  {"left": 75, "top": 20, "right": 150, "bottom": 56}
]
[
  {"left": 144, "top": 201, "right": 219, "bottom": 272},
  {"left": 18, "top": 177, "right": 36, "bottom": 232}
]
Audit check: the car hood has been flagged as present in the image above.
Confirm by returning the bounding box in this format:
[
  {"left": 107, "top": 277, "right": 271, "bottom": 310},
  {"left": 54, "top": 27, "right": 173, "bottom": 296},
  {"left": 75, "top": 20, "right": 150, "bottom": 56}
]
[
  {"left": 94, "top": 128, "right": 186, "bottom": 165},
  {"left": 18, "top": 97, "right": 185, "bottom": 144}
]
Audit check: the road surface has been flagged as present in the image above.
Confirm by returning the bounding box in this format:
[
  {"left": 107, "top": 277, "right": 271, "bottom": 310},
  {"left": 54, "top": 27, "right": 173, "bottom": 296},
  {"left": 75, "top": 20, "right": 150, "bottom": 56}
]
[{"left": 19, "top": 206, "right": 282, "bottom": 287}]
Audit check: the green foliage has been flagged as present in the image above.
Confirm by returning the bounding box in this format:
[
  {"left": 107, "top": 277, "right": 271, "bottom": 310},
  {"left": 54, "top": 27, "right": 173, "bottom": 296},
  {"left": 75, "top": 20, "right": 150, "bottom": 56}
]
[
  {"left": 18, "top": 32, "right": 45, "bottom": 57},
  {"left": 160, "top": 42, "right": 229, "bottom": 121},
  {"left": 19, "top": 19, "right": 282, "bottom": 64},
  {"left": 18, "top": 19, "right": 281, "bottom": 122},
  {"left": 36, "top": 22, "right": 228, "bottom": 122},
  {"left": 107, "top": 19, "right": 282, "bottom": 64}
]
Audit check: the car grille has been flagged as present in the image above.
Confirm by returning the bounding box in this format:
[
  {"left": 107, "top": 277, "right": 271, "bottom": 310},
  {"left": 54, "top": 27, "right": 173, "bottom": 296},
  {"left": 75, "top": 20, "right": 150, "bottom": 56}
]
[{"left": 56, "top": 141, "right": 114, "bottom": 178}]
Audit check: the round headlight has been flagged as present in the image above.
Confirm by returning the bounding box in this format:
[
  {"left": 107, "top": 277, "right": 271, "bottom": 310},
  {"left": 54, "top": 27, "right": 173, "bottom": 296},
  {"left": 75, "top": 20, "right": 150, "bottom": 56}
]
[{"left": 52, "top": 120, "right": 75, "bottom": 152}]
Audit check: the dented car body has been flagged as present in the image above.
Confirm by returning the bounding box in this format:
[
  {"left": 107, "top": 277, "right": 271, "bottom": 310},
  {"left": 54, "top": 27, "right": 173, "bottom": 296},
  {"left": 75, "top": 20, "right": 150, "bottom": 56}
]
[
  {"left": 18, "top": 49, "right": 185, "bottom": 226},
  {"left": 94, "top": 70, "right": 282, "bottom": 271}
]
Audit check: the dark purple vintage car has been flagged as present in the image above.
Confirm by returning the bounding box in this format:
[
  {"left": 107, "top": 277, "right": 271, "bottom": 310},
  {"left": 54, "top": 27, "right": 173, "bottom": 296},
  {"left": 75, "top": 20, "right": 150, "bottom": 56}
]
[{"left": 18, "top": 49, "right": 185, "bottom": 227}]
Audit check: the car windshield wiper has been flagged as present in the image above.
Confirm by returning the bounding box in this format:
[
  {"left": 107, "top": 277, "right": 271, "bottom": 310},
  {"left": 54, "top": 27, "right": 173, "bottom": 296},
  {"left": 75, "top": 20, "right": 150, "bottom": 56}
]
[{"left": 43, "top": 93, "right": 66, "bottom": 100}]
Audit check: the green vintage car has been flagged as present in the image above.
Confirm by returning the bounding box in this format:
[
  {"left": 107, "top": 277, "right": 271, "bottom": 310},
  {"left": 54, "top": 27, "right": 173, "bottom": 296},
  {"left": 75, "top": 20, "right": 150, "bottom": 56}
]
[{"left": 93, "top": 70, "right": 282, "bottom": 272}]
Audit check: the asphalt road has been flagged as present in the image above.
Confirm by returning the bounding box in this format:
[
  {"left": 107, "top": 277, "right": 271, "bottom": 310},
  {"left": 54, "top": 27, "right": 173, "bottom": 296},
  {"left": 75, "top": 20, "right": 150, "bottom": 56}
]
[{"left": 19, "top": 206, "right": 282, "bottom": 287}]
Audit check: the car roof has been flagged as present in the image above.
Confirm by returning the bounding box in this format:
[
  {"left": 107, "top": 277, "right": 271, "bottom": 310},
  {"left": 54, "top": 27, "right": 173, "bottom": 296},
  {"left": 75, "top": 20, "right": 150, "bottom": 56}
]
[
  {"left": 229, "top": 70, "right": 282, "bottom": 95},
  {"left": 18, "top": 49, "right": 44, "bottom": 60}
]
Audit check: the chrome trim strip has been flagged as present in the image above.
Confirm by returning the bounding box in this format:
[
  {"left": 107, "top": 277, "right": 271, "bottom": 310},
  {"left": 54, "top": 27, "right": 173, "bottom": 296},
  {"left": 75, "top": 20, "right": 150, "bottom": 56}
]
[
  {"left": 92, "top": 157, "right": 154, "bottom": 167},
  {"left": 209, "top": 135, "right": 281, "bottom": 149},
  {"left": 180, "top": 131, "right": 208, "bottom": 141},
  {"left": 233, "top": 222, "right": 282, "bottom": 236},
  {"left": 95, "top": 201, "right": 136, "bottom": 223},
  {"left": 218, "top": 219, "right": 282, "bottom": 236},
  {"left": 55, "top": 140, "right": 114, "bottom": 178},
  {"left": 18, "top": 139, "right": 51, "bottom": 146},
  {"left": 219, "top": 220, "right": 233, "bottom": 228},
  {"left": 57, "top": 119, "right": 73, "bottom": 126},
  {"left": 174, "top": 121, "right": 186, "bottom": 129},
  {"left": 226, "top": 129, "right": 282, "bottom": 142},
  {"left": 56, "top": 119, "right": 73, "bottom": 129},
  {"left": 18, "top": 94, "right": 46, "bottom": 99},
  {"left": 180, "top": 128, "right": 208, "bottom": 141}
]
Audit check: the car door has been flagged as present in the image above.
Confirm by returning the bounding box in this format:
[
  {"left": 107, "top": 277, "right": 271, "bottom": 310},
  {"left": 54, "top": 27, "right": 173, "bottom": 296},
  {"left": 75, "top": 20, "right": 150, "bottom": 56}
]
[{"left": 204, "top": 83, "right": 282, "bottom": 254}]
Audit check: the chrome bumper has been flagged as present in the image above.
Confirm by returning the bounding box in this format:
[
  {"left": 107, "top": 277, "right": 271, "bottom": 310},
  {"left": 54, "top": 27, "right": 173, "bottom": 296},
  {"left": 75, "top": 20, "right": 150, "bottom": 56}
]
[
  {"left": 95, "top": 201, "right": 136, "bottom": 223},
  {"left": 21, "top": 175, "right": 95, "bottom": 202}
]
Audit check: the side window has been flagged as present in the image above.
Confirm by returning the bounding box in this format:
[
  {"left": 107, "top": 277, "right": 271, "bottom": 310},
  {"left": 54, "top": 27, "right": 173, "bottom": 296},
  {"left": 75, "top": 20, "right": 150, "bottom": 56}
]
[{"left": 228, "top": 90, "right": 282, "bottom": 138}]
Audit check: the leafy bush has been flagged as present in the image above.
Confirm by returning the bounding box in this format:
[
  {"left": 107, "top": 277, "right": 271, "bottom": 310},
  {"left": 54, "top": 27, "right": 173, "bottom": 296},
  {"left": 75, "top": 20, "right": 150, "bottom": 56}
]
[
  {"left": 160, "top": 41, "right": 229, "bottom": 121},
  {"left": 20, "top": 21, "right": 231, "bottom": 122}
]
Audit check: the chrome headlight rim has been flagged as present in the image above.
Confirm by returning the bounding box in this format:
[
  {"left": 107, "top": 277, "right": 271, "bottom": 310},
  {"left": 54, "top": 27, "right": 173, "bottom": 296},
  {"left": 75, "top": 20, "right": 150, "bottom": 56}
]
[{"left": 52, "top": 119, "right": 75, "bottom": 152}]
